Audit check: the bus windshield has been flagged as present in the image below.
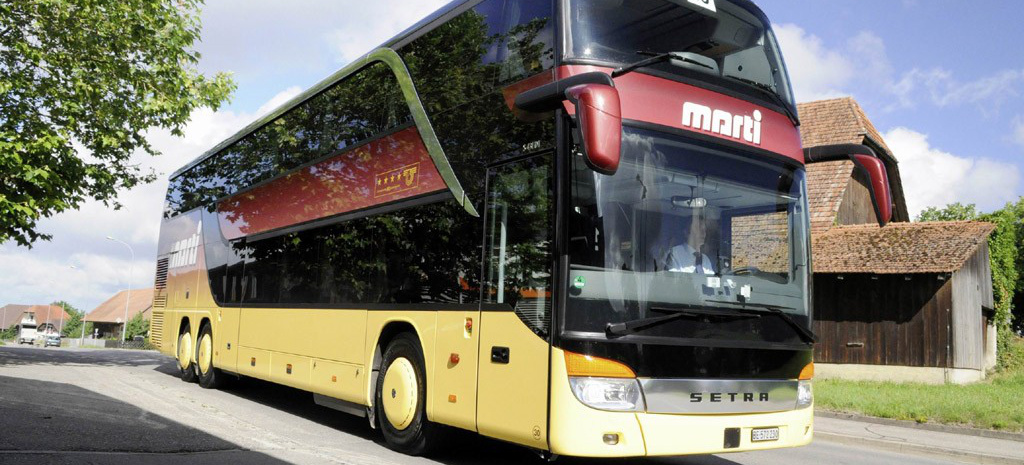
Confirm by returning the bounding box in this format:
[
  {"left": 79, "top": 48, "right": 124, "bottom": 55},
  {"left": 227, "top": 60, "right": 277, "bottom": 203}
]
[
  {"left": 563, "top": 0, "right": 795, "bottom": 111},
  {"left": 566, "top": 127, "right": 810, "bottom": 343}
]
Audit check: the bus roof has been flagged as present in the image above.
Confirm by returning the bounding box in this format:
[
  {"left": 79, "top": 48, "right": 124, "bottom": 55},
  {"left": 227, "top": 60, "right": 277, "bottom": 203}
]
[{"left": 169, "top": 0, "right": 473, "bottom": 180}]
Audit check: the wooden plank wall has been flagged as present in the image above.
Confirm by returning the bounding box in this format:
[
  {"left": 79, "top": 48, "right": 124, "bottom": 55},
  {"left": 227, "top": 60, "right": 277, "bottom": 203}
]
[
  {"left": 951, "top": 244, "right": 992, "bottom": 370},
  {"left": 813, "top": 274, "right": 951, "bottom": 367},
  {"left": 836, "top": 169, "right": 878, "bottom": 227}
]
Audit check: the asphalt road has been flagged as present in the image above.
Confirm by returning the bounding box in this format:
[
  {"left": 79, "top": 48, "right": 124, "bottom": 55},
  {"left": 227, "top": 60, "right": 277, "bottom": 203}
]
[{"left": 0, "top": 345, "right": 964, "bottom": 465}]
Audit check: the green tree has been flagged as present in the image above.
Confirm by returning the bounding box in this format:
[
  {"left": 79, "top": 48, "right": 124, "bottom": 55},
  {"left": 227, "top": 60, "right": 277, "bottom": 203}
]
[
  {"left": 124, "top": 312, "right": 148, "bottom": 340},
  {"left": 0, "top": 0, "right": 235, "bottom": 246},
  {"left": 916, "top": 203, "right": 980, "bottom": 222},
  {"left": 0, "top": 324, "right": 17, "bottom": 341},
  {"left": 51, "top": 300, "right": 93, "bottom": 338}
]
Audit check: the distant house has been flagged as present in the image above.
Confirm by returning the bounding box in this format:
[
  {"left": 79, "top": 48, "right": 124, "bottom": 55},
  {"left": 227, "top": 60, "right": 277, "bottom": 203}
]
[
  {"left": 800, "top": 97, "right": 997, "bottom": 384},
  {"left": 85, "top": 289, "right": 154, "bottom": 339},
  {"left": 0, "top": 304, "right": 32, "bottom": 329},
  {"left": 0, "top": 304, "right": 72, "bottom": 333}
]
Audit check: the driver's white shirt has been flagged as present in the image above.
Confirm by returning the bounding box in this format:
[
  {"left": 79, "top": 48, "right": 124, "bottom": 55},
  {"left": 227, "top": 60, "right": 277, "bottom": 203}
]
[{"left": 666, "top": 243, "right": 715, "bottom": 274}]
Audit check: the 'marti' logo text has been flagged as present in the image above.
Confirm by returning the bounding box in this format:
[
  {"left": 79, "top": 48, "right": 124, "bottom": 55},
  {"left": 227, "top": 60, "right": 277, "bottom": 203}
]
[{"left": 682, "top": 102, "right": 762, "bottom": 145}]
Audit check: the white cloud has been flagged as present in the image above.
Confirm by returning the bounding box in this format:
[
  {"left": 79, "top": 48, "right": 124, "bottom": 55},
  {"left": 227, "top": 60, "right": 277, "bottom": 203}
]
[
  {"left": 1012, "top": 116, "right": 1024, "bottom": 148},
  {"left": 886, "top": 127, "right": 1020, "bottom": 217},
  {"left": 322, "top": 1, "right": 447, "bottom": 65},
  {"left": 774, "top": 24, "right": 854, "bottom": 102},
  {"left": 255, "top": 86, "right": 303, "bottom": 118},
  {"left": 897, "top": 68, "right": 1024, "bottom": 111},
  {"left": 197, "top": 1, "right": 449, "bottom": 75},
  {"left": 775, "top": 24, "right": 1024, "bottom": 113}
]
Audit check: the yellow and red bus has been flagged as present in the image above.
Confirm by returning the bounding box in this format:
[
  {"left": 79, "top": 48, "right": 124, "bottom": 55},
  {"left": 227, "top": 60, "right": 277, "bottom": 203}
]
[{"left": 153, "top": 0, "right": 894, "bottom": 458}]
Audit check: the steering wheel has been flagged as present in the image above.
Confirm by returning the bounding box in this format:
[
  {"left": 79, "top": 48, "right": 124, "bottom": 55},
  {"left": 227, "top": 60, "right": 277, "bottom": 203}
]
[{"left": 731, "top": 266, "right": 761, "bottom": 276}]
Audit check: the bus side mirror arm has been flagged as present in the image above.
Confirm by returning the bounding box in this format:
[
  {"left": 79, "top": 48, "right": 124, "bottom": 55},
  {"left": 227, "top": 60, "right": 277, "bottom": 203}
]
[
  {"left": 804, "top": 144, "right": 893, "bottom": 226},
  {"left": 515, "top": 72, "right": 622, "bottom": 175}
]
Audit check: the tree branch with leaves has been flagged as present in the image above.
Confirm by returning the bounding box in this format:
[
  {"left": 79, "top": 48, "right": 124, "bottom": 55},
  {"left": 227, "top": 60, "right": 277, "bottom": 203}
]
[{"left": 0, "top": 0, "right": 235, "bottom": 246}]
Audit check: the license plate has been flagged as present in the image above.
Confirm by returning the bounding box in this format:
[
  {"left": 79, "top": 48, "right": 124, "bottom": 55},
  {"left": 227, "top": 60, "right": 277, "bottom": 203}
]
[{"left": 751, "top": 427, "right": 780, "bottom": 442}]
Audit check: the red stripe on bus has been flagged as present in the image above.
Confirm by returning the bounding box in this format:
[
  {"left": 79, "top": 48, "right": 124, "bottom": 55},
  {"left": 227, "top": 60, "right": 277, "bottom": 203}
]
[
  {"left": 217, "top": 127, "right": 448, "bottom": 240},
  {"left": 557, "top": 65, "right": 803, "bottom": 163}
]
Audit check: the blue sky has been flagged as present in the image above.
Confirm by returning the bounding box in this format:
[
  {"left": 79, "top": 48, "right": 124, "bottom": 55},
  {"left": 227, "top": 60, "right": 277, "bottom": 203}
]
[
  {"left": 760, "top": 0, "right": 1024, "bottom": 215},
  {"left": 1, "top": 0, "right": 1021, "bottom": 312}
]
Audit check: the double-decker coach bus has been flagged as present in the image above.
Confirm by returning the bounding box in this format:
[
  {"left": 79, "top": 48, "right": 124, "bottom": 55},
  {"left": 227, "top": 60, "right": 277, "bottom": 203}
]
[{"left": 154, "top": 0, "right": 893, "bottom": 458}]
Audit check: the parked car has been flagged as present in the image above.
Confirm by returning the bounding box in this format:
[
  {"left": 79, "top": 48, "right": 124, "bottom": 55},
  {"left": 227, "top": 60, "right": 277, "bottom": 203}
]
[{"left": 44, "top": 335, "right": 61, "bottom": 348}]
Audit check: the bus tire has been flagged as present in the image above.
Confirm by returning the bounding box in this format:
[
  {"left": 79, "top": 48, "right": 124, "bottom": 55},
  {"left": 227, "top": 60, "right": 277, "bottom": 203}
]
[
  {"left": 375, "top": 332, "right": 442, "bottom": 456},
  {"left": 177, "top": 325, "right": 198, "bottom": 383},
  {"left": 196, "top": 323, "right": 227, "bottom": 389}
]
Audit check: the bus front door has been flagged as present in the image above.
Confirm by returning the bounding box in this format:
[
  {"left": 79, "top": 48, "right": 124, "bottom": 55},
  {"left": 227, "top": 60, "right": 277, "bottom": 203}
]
[{"left": 477, "top": 153, "right": 554, "bottom": 448}]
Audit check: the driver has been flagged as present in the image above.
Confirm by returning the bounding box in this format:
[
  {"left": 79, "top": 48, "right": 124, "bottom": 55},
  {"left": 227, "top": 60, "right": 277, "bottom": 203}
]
[{"left": 665, "top": 212, "right": 715, "bottom": 274}]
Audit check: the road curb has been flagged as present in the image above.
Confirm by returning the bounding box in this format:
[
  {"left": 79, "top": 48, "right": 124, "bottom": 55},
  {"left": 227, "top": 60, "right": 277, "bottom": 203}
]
[
  {"left": 815, "top": 431, "right": 1022, "bottom": 465},
  {"left": 817, "top": 411, "right": 1024, "bottom": 443}
]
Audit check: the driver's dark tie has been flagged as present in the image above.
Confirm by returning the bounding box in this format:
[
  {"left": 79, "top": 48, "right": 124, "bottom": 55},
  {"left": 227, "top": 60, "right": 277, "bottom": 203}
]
[{"left": 694, "top": 251, "right": 704, "bottom": 274}]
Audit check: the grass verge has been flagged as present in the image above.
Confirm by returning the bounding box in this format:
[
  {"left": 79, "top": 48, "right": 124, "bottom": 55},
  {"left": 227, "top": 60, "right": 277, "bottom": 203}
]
[{"left": 815, "top": 337, "right": 1024, "bottom": 431}]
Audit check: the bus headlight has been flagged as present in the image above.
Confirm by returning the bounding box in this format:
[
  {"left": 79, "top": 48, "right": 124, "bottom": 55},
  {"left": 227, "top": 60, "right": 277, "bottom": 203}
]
[
  {"left": 569, "top": 377, "right": 645, "bottom": 412},
  {"left": 796, "top": 380, "right": 813, "bottom": 409}
]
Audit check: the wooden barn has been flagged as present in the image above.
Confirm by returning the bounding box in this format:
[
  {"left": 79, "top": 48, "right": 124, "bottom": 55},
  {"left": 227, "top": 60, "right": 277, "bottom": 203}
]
[
  {"left": 812, "top": 222, "right": 997, "bottom": 383},
  {"left": 800, "top": 97, "right": 998, "bottom": 384}
]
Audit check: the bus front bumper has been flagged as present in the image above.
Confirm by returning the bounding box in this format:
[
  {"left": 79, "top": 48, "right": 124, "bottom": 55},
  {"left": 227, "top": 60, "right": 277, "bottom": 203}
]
[{"left": 549, "top": 348, "right": 814, "bottom": 457}]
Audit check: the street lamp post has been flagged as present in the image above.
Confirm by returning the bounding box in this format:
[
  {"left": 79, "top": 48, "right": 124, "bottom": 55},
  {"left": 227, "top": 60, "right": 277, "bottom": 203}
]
[
  {"left": 106, "top": 236, "right": 135, "bottom": 343},
  {"left": 58, "top": 300, "right": 65, "bottom": 338},
  {"left": 70, "top": 265, "right": 88, "bottom": 346}
]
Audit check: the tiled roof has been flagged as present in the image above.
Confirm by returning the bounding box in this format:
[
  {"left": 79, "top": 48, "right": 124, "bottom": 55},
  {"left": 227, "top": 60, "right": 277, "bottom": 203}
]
[
  {"left": 86, "top": 289, "right": 154, "bottom": 324},
  {"left": 797, "top": 97, "right": 892, "bottom": 158},
  {"left": 799, "top": 96, "right": 910, "bottom": 228},
  {"left": 0, "top": 304, "right": 32, "bottom": 328},
  {"left": 28, "top": 305, "right": 72, "bottom": 328},
  {"left": 806, "top": 160, "right": 855, "bottom": 235},
  {"left": 0, "top": 305, "right": 72, "bottom": 331},
  {"left": 812, "top": 221, "right": 996, "bottom": 274}
]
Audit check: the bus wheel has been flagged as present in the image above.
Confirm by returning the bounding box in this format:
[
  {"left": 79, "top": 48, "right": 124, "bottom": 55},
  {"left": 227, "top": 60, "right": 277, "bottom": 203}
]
[
  {"left": 177, "top": 326, "right": 197, "bottom": 383},
  {"left": 196, "top": 324, "right": 227, "bottom": 389},
  {"left": 375, "top": 332, "right": 441, "bottom": 455}
]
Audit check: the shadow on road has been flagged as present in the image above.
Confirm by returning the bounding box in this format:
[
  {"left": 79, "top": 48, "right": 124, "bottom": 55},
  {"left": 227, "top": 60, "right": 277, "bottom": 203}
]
[
  {"left": 152, "top": 356, "right": 743, "bottom": 465},
  {"left": 0, "top": 374, "right": 289, "bottom": 464},
  {"left": 1, "top": 345, "right": 742, "bottom": 464},
  {"left": 0, "top": 344, "right": 166, "bottom": 368}
]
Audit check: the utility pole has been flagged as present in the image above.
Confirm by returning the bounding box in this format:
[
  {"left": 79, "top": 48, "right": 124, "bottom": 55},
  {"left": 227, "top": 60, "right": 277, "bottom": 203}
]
[
  {"left": 107, "top": 236, "right": 135, "bottom": 343},
  {"left": 70, "top": 265, "right": 87, "bottom": 347}
]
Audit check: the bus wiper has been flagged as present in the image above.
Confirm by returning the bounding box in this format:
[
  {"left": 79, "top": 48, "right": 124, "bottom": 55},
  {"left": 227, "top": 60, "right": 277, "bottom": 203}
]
[
  {"left": 705, "top": 300, "right": 817, "bottom": 344},
  {"left": 612, "top": 51, "right": 718, "bottom": 78},
  {"left": 723, "top": 75, "right": 800, "bottom": 126},
  {"left": 605, "top": 304, "right": 757, "bottom": 337}
]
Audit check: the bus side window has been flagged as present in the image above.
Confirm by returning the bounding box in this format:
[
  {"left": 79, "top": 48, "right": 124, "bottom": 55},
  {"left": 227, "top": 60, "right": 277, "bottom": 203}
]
[
  {"left": 497, "top": 0, "right": 555, "bottom": 85},
  {"left": 484, "top": 153, "right": 554, "bottom": 336}
]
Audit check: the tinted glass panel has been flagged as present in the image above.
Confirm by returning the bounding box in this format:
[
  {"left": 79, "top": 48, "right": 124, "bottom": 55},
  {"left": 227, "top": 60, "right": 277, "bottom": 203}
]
[
  {"left": 165, "top": 61, "right": 411, "bottom": 217},
  {"left": 565, "top": 127, "right": 811, "bottom": 344},
  {"left": 497, "top": 0, "right": 556, "bottom": 84},
  {"left": 213, "top": 198, "right": 480, "bottom": 306},
  {"left": 240, "top": 238, "right": 282, "bottom": 305},
  {"left": 401, "top": 0, "right": 556, "bottom": 206},
  {"left": 484, "top": 154, "right": 554, "bottom": 335},
  {"left": 564, "top": 0, "right": 795, "bottom": 110}
]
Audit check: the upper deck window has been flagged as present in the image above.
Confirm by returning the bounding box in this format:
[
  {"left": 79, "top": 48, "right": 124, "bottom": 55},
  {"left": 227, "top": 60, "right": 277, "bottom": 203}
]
[{"left": 563, "top": 0, "right": 795, "bottom": 112}]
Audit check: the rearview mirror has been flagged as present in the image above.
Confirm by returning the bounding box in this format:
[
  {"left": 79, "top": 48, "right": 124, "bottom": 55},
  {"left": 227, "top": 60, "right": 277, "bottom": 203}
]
[
  {"left": 515, "top": 72, "right": 622, "bottom": 175},
  {"left": 804, "top": 144, "right": 893, "bottom": 226}
]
